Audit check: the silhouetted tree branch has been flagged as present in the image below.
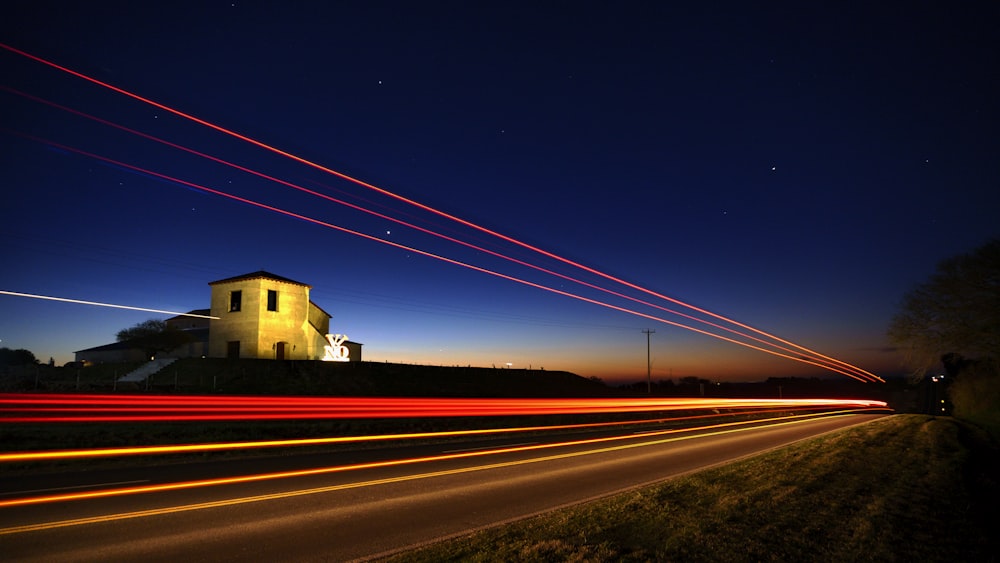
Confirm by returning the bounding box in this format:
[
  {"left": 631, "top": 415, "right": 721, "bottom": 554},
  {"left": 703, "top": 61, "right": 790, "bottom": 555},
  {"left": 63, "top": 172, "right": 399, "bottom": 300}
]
[
  {"left": 116, "top": 319, "right": 192, "bottom": 359},
  {"left": 0, "top": 347, "right": 38, "bottom": 367},
  {"left": 888, "top": 239, "right": 1000, "bottom": 380}
]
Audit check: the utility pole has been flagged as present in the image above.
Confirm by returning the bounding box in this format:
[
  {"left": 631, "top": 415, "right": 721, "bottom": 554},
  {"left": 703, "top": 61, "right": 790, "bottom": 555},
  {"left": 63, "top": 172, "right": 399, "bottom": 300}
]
[{"left": 642, "top": 329, "right": 655, "bottom": 394}]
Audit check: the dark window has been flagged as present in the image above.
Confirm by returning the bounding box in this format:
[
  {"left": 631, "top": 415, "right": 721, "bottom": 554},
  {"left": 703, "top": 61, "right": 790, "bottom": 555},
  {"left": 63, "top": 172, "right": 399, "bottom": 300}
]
[
  {"left": 267, "top": 289, "right": 278, "bottom": 312},
  {"left": 230, "top": 290, "right": 242, "bottom": 312},
  {"left": 227, "top": 341, "right": 240, "bottom": 359}
]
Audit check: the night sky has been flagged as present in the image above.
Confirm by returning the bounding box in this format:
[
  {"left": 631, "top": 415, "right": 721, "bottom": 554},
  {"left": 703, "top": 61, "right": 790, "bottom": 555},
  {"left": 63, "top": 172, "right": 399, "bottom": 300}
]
[{"left": 2, "top": 2, "right": 997, "bottom": 384}]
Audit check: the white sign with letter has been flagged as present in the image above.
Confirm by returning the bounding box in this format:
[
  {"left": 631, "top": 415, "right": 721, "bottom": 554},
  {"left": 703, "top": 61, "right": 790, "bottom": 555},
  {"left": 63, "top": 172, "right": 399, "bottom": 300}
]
[{"left": 322, "top": 333, "right": 350, "bottom": 362}]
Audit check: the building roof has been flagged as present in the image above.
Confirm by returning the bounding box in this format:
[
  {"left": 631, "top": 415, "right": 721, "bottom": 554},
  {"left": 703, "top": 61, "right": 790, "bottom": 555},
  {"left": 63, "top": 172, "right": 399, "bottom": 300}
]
[
  {"left": 208, "top": 270, "right": 309, "bottom": 287},
  {"left": 165, "top": 309, "right": 212, "bottom": 321},
  {"left": 74, "top": 340, "right": 137, "bottom": 354},
  {"left": 75, "top": 328, "right": 209, "bottom": 353}
]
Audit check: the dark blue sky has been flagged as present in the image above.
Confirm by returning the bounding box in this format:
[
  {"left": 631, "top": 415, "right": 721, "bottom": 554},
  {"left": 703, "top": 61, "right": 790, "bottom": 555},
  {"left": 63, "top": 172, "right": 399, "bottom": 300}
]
[{"left": 2, "top": 2, "right": 997, "bottom": 383}]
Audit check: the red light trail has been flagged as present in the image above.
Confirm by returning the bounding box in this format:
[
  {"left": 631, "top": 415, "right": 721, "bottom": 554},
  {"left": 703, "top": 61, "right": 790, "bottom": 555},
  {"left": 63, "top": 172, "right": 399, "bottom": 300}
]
[
  {"left": 0, "top": 392, "right": 888, "bottom": 423},
  {"left": 0, "top": 42, "right": 882, "bottom": 382},
  {"left": 0, "top": 406, "right": 838, "bottom": 463}
]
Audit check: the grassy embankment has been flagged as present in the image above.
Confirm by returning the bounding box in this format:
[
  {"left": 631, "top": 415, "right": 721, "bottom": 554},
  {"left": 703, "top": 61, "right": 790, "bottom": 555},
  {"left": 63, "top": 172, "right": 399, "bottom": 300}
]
[
  {"left": 1, "top": 358, "right": 608, "bottom": 396},
  {"left": 388, "top": 414, "right": 998, "bottom": 562}
]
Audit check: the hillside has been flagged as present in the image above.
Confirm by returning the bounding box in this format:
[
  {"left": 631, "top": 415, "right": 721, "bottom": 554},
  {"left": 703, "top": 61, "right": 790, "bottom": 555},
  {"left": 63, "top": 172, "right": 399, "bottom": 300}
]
[{"left": 5, "top": 358, "right": 611, "bottom": 397}]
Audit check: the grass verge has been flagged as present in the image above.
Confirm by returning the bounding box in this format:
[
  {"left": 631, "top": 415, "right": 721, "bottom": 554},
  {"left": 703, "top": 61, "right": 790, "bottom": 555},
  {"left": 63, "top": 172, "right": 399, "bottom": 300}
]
[{"left": 387, "top": 414, "right": 998, "bottom": 562}]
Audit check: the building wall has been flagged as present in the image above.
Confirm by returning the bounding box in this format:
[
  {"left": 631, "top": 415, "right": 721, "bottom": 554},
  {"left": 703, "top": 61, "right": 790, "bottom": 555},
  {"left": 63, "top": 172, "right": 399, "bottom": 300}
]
[
  {"left": 76, "top": 347, "right": 148, "bottom": 364},
  {"left": 308, "top": 302, "right": 330, "bottom": 335},
  {"left": 344, "top": 340, "right": 363, "bottom": 362},
  {"left": 161, "top": 338, "right": 208, "bottom": 360},
  {"left": 307, "top": 302, "right": 332, "bottom": 359},
  {"left": 209, "top": 277, "right": 261, "bottom": 358}
]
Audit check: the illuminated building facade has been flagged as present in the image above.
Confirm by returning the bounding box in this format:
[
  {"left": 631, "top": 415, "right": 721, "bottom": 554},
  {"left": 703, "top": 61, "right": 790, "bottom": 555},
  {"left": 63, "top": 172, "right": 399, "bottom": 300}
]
[
  {"left": 75, "top": 271, "right": 361, "bottom": 363},
  {"left": 207, "top": 271, "right": 361, "bottom": 361}
]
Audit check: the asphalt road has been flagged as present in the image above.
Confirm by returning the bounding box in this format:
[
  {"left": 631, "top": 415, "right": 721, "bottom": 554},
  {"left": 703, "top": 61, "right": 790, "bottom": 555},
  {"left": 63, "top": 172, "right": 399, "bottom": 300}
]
[{"left": 0, "top": 413, "right": 886, "bottom": 561}]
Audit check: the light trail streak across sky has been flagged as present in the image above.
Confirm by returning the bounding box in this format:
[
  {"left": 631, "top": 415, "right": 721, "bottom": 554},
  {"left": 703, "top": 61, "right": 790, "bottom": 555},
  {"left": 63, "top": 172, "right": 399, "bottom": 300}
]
[
  {"left": 0, "top": 86, "right": 860, "bottom": 381},
  {"left": 0, "top": 291, "right": 219, "bottom": 319},
  {"left": 0, "top": 86, "right": 877, "bottom": 381},
  {"left": 0, "top": 409, "right": 882, "bottom": 512},
  {"left": 2, "top": 132, "right": 879, "bottom": 381},
  {"left": 0, "top": 42, "right": 882, "bottom": 382}
]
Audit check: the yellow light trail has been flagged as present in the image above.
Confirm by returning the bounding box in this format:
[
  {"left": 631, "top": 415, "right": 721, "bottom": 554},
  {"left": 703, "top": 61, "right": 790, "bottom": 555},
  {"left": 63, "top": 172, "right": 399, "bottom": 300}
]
[
  {"left": 0, "top": 407, "right": 830, "bottom": 463},
  {"left": 0, "top": 410, "right": 882, "bottom": 535},
  {"left": 0, "top": 409, "right": 884, "bottom": 513}
]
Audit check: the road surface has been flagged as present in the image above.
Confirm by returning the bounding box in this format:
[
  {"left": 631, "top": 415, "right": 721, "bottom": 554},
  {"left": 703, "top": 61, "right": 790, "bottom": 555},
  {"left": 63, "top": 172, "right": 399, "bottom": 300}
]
[{"left": 0, "top": 413, "right": 885, "bottom": 561}]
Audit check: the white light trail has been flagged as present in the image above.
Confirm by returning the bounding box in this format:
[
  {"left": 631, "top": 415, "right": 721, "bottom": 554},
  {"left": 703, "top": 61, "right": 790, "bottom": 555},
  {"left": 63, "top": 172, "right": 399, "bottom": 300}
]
[{"left": 0, "top": 291, "right": 219, "bottom": 319}]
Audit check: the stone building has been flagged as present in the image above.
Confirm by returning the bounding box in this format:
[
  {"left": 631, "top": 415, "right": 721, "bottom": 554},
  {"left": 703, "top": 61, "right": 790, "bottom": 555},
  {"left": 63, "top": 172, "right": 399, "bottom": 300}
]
[{"left": 75, "top": 271, "right": 361, "bottom": 363}]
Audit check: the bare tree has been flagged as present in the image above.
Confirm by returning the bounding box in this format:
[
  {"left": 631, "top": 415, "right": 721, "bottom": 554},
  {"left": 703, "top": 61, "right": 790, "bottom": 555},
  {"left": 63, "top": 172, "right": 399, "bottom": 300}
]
[
  {"left": 0, "top": 347, "right": 38, "bottom": 367},
  {"left": 888, "top": 239, "right": 1000, "bottom": 379},
  {"left": 117, "top": 319, "right": 192, "bottom": 359}
]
